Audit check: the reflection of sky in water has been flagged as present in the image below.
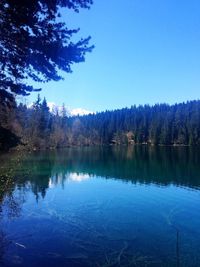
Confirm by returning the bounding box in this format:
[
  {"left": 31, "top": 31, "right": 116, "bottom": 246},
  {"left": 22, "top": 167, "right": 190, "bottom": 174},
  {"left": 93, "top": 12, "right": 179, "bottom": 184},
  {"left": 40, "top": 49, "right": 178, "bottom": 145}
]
[
  {"left": 1, "top": 147, "right": 200, "bottom": 267},
  {"left": 68, "top": 172, "right": 91, "bottom": 182},
  {"left": 2, "top": 176, "right": 200, "bottom": 267},
  {"left": 49, "top": 172, "right": 91, "bottom": 188}
]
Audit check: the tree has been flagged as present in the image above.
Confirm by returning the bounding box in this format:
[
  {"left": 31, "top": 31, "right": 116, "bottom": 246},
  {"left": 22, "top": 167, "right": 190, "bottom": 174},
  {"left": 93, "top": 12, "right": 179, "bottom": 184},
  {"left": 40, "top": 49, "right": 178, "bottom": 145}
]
[
  {"left": 0, "top": 0, "right": 94, "bottom": 104},
  {"left": 39, "top": 98, "right": 50, "bottom": 138}
]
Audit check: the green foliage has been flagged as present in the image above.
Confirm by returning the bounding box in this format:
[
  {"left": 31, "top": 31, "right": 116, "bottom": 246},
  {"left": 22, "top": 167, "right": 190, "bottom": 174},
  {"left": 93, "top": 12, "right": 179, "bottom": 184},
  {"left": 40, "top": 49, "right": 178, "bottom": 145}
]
[
  {"left": 0, "top": 0, "right": 94, "bottom": 103},
  {"left": 0, "top": 98, "right": 200, "bottom": 150}
]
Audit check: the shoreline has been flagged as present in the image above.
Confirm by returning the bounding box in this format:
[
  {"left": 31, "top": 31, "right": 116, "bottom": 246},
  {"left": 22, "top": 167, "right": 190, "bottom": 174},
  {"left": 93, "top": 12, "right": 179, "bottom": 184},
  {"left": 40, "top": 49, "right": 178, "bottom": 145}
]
[{"left": 0, "top": 142, "right": 196, "bottom": 153}]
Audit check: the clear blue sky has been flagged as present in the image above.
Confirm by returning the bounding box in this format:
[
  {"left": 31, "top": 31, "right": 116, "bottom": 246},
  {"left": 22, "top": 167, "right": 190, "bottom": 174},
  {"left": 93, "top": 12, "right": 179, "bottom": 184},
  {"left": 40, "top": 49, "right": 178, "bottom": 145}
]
[{"left": 27, "top": 0, "right": 200, "bottom": 112}]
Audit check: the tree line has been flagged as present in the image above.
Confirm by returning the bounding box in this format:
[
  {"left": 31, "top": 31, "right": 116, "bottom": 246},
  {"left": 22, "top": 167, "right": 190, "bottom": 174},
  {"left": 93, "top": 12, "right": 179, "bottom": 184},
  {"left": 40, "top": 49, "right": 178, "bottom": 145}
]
[{"left": 0, "top": 96, "right": 199, "bottom": 150}]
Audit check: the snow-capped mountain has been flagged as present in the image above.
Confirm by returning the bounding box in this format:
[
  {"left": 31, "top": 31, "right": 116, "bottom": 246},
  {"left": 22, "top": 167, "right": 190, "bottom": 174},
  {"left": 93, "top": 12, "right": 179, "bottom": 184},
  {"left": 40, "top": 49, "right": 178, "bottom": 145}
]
[{"left": 47, "top": 102, "right": 94, "bottom": 116}]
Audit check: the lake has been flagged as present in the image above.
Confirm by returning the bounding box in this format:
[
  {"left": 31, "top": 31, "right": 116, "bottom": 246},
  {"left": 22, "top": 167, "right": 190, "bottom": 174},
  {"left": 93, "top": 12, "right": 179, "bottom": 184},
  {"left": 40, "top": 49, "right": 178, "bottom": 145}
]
[{"left": 0, "top": 146, "right": 200, "bottom": 267}]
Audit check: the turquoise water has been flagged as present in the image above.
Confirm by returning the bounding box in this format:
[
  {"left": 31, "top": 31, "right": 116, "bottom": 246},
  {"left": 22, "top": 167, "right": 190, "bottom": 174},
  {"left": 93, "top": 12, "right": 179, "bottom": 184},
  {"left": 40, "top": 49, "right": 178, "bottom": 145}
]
[{"left": 0, "top": 146, "right": 200, "bottom": 267}]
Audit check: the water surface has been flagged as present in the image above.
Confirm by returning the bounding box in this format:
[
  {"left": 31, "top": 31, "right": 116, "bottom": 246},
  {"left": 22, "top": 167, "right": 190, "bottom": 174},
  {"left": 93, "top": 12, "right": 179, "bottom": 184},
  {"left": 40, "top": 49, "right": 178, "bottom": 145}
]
[{"left": 0, "top": 146, "right": 200, "bottom": 267}]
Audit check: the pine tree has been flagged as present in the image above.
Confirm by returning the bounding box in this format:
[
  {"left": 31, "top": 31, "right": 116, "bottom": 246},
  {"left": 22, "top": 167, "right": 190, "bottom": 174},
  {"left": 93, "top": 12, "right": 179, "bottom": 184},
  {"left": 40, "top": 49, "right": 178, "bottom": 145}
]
[{"left": 0, "top": 0, "right": 94, "bottom": 104}]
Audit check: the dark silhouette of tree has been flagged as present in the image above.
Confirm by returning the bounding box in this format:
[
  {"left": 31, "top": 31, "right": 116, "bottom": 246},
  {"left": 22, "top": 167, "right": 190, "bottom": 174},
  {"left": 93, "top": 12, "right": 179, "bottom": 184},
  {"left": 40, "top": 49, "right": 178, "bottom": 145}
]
[
  {"left": 0, "top": 126, "right": 20, "bottom": 150},
  {"left": 0, "top": 0, "right": 94, "bottom": 104},
  {"left": 0, "top": 97, "right": 200, "bottom": 150},
  {"left": 1, "top": 98, "right": 199, "bottom": 150}
]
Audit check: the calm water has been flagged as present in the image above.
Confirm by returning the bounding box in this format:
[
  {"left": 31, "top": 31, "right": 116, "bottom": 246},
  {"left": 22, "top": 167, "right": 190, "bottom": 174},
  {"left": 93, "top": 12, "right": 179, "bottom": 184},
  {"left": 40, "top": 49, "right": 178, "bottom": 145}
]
[{"left": 0, "top": 146, "right": 200, "bottom": 267}]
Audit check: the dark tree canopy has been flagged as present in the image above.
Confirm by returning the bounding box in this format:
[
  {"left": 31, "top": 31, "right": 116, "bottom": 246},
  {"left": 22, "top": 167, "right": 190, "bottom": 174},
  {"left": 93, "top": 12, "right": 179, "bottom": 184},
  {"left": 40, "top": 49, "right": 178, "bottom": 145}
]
[
  {"left": 0, "top": 0, "right": 94, "bottom": 103},
  {"left": 1, "top": 98, "right": 200, "bottom": 150}
]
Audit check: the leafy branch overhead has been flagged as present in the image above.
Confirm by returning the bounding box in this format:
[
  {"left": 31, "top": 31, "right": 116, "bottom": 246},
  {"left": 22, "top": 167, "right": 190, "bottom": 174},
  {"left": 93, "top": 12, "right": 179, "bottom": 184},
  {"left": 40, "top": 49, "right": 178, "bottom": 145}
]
[{"left": 0, "top": 0, "right": 94, "bottom": 102}]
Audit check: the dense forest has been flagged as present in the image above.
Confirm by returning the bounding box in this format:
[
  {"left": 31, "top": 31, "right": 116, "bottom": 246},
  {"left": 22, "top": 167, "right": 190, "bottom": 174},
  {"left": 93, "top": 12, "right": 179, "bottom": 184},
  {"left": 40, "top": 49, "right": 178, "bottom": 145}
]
[
  {"left": 1, "top": 1, "right": 199, "bottom": 151},
  {"left": 0, "top": 97, "right": 200, "bottom": 150}
]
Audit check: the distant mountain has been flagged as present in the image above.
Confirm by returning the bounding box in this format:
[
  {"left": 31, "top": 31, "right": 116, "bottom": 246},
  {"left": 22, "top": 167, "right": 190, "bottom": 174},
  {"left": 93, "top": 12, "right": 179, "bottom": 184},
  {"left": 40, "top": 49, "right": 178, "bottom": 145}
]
[{"left": 47, "top": 102, "right": 94, "bottom": 117}]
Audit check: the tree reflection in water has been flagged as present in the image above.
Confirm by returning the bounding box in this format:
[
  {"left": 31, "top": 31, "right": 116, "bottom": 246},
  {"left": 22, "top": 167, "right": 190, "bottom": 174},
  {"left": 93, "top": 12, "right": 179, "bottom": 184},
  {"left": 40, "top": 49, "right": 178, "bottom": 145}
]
[
  {"left": 0, "top": 174, "right": 22, "bottom": 263},
  {"left": 0, "top": 146, "right": 200, "bottom": 204},
  {"left": 0, "top": 147, "right": 200, "bottom": 266}
]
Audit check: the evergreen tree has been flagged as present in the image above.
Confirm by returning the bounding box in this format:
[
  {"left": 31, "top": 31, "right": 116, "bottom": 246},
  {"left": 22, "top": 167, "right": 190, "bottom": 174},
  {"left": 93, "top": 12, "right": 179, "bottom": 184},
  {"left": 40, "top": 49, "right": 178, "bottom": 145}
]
[
  {"left": 0, "top": 0, "right": 94, "bottom": 104},
  {"left": 1, "top": 99, "right": 200, "bottom": 150}
]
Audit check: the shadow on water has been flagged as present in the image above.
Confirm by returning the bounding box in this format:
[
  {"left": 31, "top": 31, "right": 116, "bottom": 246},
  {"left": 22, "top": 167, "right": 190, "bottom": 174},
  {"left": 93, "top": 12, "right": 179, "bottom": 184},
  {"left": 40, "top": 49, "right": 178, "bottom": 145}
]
[
  {"left": 0, "top": 146, "right": 200, "bottom": 266},
  {"left": 1, "top": 146, "right": 200, "bottom": 195}
]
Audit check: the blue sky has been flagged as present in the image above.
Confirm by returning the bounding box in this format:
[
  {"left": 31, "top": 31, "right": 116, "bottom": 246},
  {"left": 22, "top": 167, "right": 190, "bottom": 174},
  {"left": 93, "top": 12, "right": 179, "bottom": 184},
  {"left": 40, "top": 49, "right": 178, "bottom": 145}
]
[{"left": 27, "top": 0, "right": 200, "bottom": 112}]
